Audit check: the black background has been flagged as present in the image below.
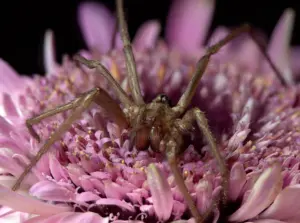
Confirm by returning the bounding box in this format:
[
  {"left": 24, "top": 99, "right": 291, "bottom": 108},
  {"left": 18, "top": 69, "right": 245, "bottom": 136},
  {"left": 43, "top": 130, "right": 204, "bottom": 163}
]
[{"left": 0, "top": 0, "right": 299, "bottom": 75}]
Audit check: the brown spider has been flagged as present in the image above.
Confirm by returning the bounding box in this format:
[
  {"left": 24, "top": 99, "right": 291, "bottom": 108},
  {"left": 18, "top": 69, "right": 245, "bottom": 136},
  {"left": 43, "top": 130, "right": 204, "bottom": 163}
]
[{"left": 12, "top": 0, "right": 286, "bottom": 222}]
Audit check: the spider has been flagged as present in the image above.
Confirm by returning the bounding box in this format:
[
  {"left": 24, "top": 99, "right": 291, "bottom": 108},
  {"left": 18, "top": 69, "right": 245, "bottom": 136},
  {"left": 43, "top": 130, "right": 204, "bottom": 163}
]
[{"left": 12, "top": 0, "right": 286, "bottom": 222}]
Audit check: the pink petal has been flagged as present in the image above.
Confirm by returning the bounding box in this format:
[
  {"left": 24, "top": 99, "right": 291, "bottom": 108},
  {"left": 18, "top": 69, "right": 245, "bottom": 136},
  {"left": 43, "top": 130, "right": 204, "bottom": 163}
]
[
  {"left": 0, "top": 152, "right": 38, "bottom": 185},
  {"left": 0, "top": 175, "right": 30, "bottom": 191},
  {"left": 0, "top": 208, "right": 30, "bottom": 222},
  {"left": 29, "top": 181, "right": 75, "bottom": 202},
  {"left": 229, "top": 163, "right": 283, "bottom": 222},
  {"left": 95, "top": 198, "right": 135, "bottom": 212},
  {"left": 49, "top": 155, "right": 69, "bottom": 181},
  {"left": 0, "top": 136, "right": 24, "bottom": 155},
  {"left": 67, "top": 164, "right": 86, "bottom": 186},
  {"left": 0, "top": 59, "right": 24, "bottom": 94},
  {"left": 146, "top": 163, "right": 173, "bottom": 220},
  {"left": 0, "top": 184, "right": 71, "bottom": 215},
  {"left": 207, "top": 26, "right": 230, "bottom": 59},
  {"left": 43, "top": 29, "right": 57, "bottom": 75},
  {"left": 113, "top": 221, "right": 144, "bottom": 223},
  {"left": 195, "top": 179, "right": 212, "bottom": 214},
  {"left": 172, "top": 200, "right": 187, "bottom": 218},
  {"left": 229, "top": 162, "right": 247, "bottom": 201},
  {"left": 0, "top": 115, "right": 15, "bottom": 137},
  {"left": 291, "top": 46, "right": 300, "bottom": 79},
  {"left": 76, "top": 191, "right": 101, "bottom": 203},
  {"left": 78, "top": 2, "right": 116, "bottom": 54},
  {"left": 245, "top": 220, "right": 286, "bottom": 223},
  {"left": 264, "top": 8, "right": 295, "bottom": 84},
  {"left": 240, "top": 171, "right": 262, "bottom": 194},
  {"left": 2, "top": 93, "right": 19, "bottom": 117},
  {"left": 104, "top": 180, "right": 131, "bottom": 199},
  {"left": 166, "top": 0, "right": 215, "bottom": 53},
  {"left": 24, "top": 212, "right": 109, "bottom": 223},
  {"left": 260, "top": 185, "right": 300, "bottom": 221},
  {"left": 133, "top": 20, "right": 161, "bottom": 51},
  {"left": 232, "top": 36, "right": 261, "bottom": 71}
]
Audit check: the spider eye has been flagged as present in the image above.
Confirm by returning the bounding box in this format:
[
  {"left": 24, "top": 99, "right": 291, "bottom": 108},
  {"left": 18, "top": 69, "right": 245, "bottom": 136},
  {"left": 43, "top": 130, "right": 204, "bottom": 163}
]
[{"left": 156, "top": 94, "right": 172, "bottom": 106}]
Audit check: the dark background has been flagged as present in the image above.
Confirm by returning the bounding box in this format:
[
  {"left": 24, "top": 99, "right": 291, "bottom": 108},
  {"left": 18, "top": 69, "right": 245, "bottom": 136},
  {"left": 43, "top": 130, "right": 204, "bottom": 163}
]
[{"left": 0, "top": 0, "right": 299, "bottom": 75}]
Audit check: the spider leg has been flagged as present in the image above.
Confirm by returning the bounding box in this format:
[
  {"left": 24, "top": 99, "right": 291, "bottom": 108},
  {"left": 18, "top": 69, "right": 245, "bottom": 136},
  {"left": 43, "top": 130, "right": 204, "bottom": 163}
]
[
  {"left": 165, "top": 140, "right": 204, "bottom": 223},
  {"left": 26, "top": 100, "right": 78, "bottom": 143},
  {"left": 74, "top": 55, "right": 133, "bottom": 107},
  {"left": 13, "top": 87, "right": 127, "bottom": 191},
  {"left": 174, "top": 23, "right": 286, "bottom": 114},
  {"left": 181, "top": 108, "right": 229, "bottom": 214},
  {"left": 116, "top": 0, "right": 145, "bottom": 105}
]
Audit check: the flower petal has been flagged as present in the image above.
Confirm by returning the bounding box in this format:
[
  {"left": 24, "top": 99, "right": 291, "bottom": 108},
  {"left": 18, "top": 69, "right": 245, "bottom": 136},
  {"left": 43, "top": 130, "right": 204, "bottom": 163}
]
[
  {"left": 95, "top": 198, "right": 135, "bottom": 212},
  {"left": 229, "top": 162, "right": 247, "bottom": 201},
  {"left": 229, "top": 162, "right": 283, "bottom": 222},
  {"left": 76, "top": 191, "right": 101, "bottom": 203},
  {"left": 24, "top": 212, "right": 109, "bottom": 223},
  {"left": 78, "top": 2, "right": 116, "bottom": 54},
  {"left": 245, "top": 220, "right": 286, "bottom": 223},
  {"left": 146, "top": 163, "right": 173, "bottom": 220},
  {"left": 166, "top": 0, "right": 215, "bottom": 53},
  {"left": 291, "top": 46, "right": 300, "bottom": 79},
  {"left": 49, "top": 155, "right": 69, "bottom": 181},
  {"left": 0, "top": 207, "right": 30, "bottom": 223},
  {"left": 29, "top": 181, "right": 75, "bottom": 202},
  {"left": 265, "top": 8, "right": 295, "bottom": 84},
  {"left": 0, "top": 115, "right": 15, "bottom": 137},
  {"left": 43, "top": 29, "right": 57, "bottom": 75},
  {"left": 133, "top": 20, "right": 161, "bottom": 51},
  {"left": 260, "top": 185, "right": 300, "bottom": 221},
  {"left": 233, "top": 36, "right": 261, "bottom": 71},
  {"left": 0, "top": 59, "right": 25, "bottom": 94},
  {"left": 2, "top": 93, "right": 19, "bottom": 117},
  {"left": 195, "top": 179, "right": 212, "bottom": 214},
  {"left": 207, "top": 26, "right": 230, "bottom": 59},
  {"left": 0, "top": 184, "right": 71, "bottom": 215}
]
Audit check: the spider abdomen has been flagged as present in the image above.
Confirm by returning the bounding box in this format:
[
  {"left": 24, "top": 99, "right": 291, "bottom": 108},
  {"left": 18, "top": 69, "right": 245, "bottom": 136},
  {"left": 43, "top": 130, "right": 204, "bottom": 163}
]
[{"left": 135, "top": 127, "right": 151, "bottom": 150}]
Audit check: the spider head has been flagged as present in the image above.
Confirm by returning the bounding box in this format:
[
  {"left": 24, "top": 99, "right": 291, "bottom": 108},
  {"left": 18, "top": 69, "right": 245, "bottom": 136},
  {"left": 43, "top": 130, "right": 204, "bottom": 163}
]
[{"left": 152, "top": 94, "right": 172, "bottom": 106}]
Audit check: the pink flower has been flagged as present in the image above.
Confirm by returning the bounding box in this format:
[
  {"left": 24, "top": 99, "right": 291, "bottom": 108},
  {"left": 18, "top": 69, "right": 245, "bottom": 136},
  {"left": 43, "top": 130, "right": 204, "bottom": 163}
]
[{"left": 0, "top": 0, "right": 299, "bottom": 222}]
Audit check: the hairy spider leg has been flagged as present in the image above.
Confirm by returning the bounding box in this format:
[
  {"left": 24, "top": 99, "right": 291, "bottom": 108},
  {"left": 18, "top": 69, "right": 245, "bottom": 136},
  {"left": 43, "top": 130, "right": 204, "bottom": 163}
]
[{"left": 116, "top": 0, "right": 144, "bottom": 105}]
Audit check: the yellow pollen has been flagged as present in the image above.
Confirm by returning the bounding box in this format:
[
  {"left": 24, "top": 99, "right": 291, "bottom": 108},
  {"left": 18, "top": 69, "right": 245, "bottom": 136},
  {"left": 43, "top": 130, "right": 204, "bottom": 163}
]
[
  {"left": 110, "top": 60, "right": 120, "bottom": 82},
  {"left": 254, "top": 77, "right": 270, "bottom": 87},
  {"left": 183, "top": 170, "right": 189, "bottom": 177},
  {"left": 275, "top": 106, "right": 284, "bottom": 113},
  {"left": 158, "top": 65, "right": 165, "bottom": 81},
  {"left": 291, "top": 111, "right": 300, "bottom": 119},
  {"left": 70, "top": 74, "right": 76, "bottom": 83},
  {"left": 245, "top": 140, "right": 253, "bottom": 147},
  {"left": 121, "top": 160, "right": 125, "bottom": 164},
  {"left": 250, "top": 145, "right": 257, "bottom": 151}
]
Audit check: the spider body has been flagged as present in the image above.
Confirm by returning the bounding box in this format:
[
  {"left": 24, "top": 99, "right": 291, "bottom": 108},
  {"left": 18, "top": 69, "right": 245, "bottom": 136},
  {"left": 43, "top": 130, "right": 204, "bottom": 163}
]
[
  {"left": 125, "top": 94, "right": 184, "bottom": 152},
  {"left": 12, "top": 0, "right": 286, "bottom": 222}
]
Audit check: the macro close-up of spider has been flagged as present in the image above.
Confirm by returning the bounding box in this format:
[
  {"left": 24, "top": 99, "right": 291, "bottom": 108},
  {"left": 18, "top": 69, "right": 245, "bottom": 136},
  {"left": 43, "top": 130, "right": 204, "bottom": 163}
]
[
  {"left": 0, "top": 0, "right": 299, "bottom": 222},
  {"left": 8, "top": 0, "right": 292, "bottom": 222}
]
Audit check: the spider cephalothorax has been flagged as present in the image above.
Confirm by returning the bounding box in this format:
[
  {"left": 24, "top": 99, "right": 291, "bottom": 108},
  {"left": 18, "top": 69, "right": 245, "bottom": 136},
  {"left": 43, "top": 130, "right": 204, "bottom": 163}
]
[
  {"left": 12, "top": 0, "right": 286, "bottom": 222},
  {"left": 125, "top": 93, "right": 181, "bottom": 152}
]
